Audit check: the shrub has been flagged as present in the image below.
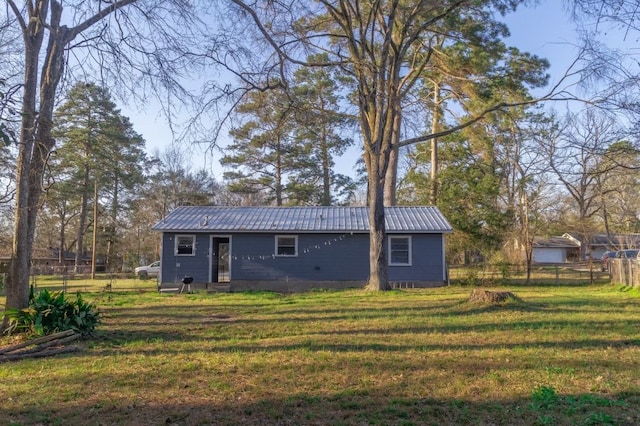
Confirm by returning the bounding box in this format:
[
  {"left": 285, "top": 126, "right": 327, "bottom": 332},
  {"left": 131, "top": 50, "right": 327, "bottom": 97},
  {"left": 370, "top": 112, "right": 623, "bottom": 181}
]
[
  {"left": 3, "top": 287, "right": 100, "bottom": 336},
  {"left": 459, "top": 267, "right": 480, "bottom": 286}
]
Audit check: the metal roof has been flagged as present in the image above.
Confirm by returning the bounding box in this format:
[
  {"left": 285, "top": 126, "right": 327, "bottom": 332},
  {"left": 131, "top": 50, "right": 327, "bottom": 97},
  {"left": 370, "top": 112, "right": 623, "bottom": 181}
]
[
  {"left": 152, "top": 206, "right": 452, "bottom": 234},
  {"left": 533, "top": 236, "right": 581, "bottom": 249}
]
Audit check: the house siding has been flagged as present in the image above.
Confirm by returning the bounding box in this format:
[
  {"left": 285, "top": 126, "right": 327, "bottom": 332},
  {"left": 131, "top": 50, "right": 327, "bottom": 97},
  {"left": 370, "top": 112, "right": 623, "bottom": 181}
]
[
  {"left": 160, "top": 231, "right": 445, "bottom": 289},
  {"left": 231, "top": 233, "right": 370, "bottom": 281},
  {"left": 161, "top": 233, "right": 211, "bottom": 285},
  {"left": 388, "top": 234, "right": 444, "bottom": 282}
]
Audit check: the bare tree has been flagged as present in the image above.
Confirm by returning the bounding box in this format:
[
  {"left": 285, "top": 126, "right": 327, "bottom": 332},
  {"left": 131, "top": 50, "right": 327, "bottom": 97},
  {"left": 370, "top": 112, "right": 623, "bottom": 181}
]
[
  {"left": 502, "top": 113, "right": 557, "bottom": 281},
  {"left": 2, "top": 0, "right": 207, "bottom": 323},
  {"left": 543, "top": 108, "right": 625, "bottom": 261}
]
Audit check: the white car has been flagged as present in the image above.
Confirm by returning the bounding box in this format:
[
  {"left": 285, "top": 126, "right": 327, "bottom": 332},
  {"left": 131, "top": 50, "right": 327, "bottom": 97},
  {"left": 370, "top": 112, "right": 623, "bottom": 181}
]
[{"left": 135, "top": 261, "right": 160, "bottom": 277}]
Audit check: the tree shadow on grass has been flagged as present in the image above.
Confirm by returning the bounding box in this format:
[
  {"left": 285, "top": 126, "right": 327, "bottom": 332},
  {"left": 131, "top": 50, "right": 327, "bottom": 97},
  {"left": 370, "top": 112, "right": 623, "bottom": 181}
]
[{"left": 2, "top": 385, "right": 638, "bottom": 425}]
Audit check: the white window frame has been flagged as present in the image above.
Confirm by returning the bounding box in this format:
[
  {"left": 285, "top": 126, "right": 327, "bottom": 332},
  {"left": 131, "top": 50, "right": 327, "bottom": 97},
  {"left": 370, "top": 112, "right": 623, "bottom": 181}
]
[
  {"left": 388, "top": 235, "right": 412, "bottom": 266},
  {"left": 175, "top": 234, "right": 196, "bottom": 256},
  {"left": 275, "top": 235, "right": 298, "bottom": 257}
]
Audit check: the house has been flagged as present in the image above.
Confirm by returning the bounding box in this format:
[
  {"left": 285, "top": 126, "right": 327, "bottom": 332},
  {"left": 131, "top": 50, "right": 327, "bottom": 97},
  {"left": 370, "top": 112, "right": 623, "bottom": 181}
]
[
  {"left": 151, "top": 205, "right": 453, "bottom": 292},
  {"left": 0, "top": 247, "right": 93, "bottom": 275},
  {"left": 582, "top": 233, "right": 640, "bottom": 260},
  {"left": 532, "top": 236, "right": 581, "bottom": 263},
  {"left": 531, "top": 233, "right": 640, "bottom": 263}
]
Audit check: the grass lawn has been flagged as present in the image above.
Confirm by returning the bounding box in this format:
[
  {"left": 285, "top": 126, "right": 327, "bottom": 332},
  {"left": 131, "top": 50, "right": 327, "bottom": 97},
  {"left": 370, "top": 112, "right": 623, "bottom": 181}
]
[{"left": 1, "top": 284, "right": 639, "bottom": 425}]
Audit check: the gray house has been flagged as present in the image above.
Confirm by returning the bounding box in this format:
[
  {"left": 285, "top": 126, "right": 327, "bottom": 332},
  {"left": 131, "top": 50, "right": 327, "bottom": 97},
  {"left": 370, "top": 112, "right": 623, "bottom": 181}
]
[{"left": 151, "top": 206, "right": 452, "bottom": 292}]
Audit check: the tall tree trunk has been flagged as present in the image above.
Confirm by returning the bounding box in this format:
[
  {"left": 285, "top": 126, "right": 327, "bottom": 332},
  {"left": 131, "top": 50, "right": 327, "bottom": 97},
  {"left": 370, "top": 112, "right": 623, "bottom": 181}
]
[
  {"left": 58, "top": 207, "right": 66, "bottom": 265},
  {"left": 5, "top": 1, "right": 67, "bottom": 324},
  {"left": 275, "top": 136, "right": 283, "bottom": 206},
  {"left": 365, "top": 154, "right": 389, "bottom": 291},
  {"left": 430, "top": 82, "right": 441, "bottom": 206},
  {"left": 107, "top": 168, "right": 119, "bottom": 268},
  {"left": 75, "top": 166, "right": 90, "bottom": 272},
  {"left": 91, "top": 180, "right": 99, "bottom": 279},
  {"left": 384, "top": 111, "right": 402, "bottom": 206},
  {"left": 320, "top": 124, "right": 331, "bottom": 206},
  {"left": 364, "top": 88, "right": 397, "bottom": 291}
]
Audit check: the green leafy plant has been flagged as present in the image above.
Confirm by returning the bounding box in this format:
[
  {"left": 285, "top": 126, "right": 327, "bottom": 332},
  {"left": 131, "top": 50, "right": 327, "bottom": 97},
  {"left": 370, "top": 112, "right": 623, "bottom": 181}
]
[
  {"left": 3, "top": 287, "right": 100, "bottom": 336},
  {"left": 531, "top": 385, "right": 559, "bottom": 410}
]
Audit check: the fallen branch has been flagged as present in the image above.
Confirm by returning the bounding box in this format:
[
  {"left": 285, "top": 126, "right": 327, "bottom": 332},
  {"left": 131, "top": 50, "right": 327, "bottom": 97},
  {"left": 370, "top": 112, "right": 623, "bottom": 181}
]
[
  {"left": 13, "top": 333, "right": 81, "bottom": 356},
  {"left": 0, "top": 346, "right": 80, "bottom": 362},
  {"left": 0, "top": 329, "right": 76, "bottom": 355},
  {"left": 0, "top": 329, "right": 81, "bottom": 362}
]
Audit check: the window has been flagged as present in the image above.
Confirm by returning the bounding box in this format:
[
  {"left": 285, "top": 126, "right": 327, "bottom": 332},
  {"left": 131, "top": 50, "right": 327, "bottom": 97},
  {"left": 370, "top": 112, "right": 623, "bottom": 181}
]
[
  {"left": 175, "top": 235, "right": 196, "bottom": 256},
  {"left": 389, "top": 236, "right": 411, "bottom": 266},
  {"left": 275, "top": 235, "right": 298, "bottom": 257}
]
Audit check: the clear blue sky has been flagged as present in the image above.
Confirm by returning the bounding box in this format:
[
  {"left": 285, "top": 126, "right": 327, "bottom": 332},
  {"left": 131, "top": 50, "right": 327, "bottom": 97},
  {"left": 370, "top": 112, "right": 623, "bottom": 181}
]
[{"left": 121, "top": 0, "right": 582, "bottom": 180}]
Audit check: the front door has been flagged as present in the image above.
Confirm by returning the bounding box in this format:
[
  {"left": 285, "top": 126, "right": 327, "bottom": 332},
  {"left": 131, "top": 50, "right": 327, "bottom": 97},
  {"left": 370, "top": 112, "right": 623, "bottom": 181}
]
[
  {"left": 211, "top": 236, "right": 231, "bottom": 283},
  {"left": 217, "top": 242, "right": 230, "bottom": 282}
]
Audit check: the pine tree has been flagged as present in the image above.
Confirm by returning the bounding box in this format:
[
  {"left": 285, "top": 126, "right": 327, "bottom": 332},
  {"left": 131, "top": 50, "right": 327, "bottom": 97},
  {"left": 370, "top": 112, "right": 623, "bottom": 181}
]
[{"left": 49, "top": 82, "right": 147, "bottom": 272}]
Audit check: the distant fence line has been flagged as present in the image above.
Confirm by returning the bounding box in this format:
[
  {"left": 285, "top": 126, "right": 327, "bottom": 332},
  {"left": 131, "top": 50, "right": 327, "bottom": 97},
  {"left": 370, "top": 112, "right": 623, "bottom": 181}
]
[
  {"left": 0, "top": 262, "right": 629, "bottom": 293},
  {"left": 447, "top": 262, "right": 610, "bottom": 285},
  {"left": 608, "top": 259, "right": 640, "bottom": 287},
  {"left": 29, "top": 265, "right": 131, "bottom": 277}
]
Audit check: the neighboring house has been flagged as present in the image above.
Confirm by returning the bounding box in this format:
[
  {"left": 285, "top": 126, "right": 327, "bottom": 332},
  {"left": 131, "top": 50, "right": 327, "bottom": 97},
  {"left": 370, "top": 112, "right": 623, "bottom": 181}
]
[
  {"left": 0, "top": 247, "right": 92, "bottom": 275},
  {"left": 579, "top": 233, "right": 640, "bottom": 260},
  {"left": 531, "top": 233, "right": 640, "bottom": 263},
  {"left": 532, "top": 236, "right": 581, "bottom": 263},
  {"left": 151, "top": 206, "right": 453, "bottom": 292}
]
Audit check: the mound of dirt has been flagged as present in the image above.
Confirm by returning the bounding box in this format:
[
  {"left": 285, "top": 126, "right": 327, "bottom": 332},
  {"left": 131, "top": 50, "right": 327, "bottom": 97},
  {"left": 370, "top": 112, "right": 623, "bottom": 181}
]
[{"left": 469, "top": 289, "right": 518, "bottom": 304}]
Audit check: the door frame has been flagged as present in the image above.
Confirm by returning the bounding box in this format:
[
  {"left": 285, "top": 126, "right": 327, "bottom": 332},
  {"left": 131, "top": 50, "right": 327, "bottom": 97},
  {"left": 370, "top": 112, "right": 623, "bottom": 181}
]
[{"left": 209, "top": 235, "right": 232, "bottom": 283}]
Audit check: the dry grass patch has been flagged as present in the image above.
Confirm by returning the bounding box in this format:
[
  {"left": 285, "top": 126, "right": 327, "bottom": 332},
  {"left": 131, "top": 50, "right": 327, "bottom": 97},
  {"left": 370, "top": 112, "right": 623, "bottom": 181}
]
[{"left": 1, "top": 286, "right": 639, "bottom": 425}]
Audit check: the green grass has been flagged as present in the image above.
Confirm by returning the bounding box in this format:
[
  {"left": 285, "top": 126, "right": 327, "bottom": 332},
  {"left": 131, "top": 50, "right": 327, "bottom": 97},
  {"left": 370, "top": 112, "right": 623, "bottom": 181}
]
[{"left": 1, "top": 284, "right": 639, "bottom": 425}]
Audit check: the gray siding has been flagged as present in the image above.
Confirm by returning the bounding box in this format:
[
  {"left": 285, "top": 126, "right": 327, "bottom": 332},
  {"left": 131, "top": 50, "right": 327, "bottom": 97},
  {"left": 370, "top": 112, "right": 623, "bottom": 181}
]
[
  {"left": 231, "top": 233, "right": 370, "bottom": 281},
  {"left": 161, "top": 233, "right": 211, "bottom": 284},
  {"left": 160, "top": 232, "right": 445, "bottom": 287},
  {"left": 388, "top": 234, "right": 444, "bottom": 282}
]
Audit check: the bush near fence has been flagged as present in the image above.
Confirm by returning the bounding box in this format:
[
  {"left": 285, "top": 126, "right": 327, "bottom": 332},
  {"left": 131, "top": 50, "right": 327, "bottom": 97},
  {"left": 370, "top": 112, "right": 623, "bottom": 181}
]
[{"left": 448, "top": 262, "right": 610, "bottom": 286}]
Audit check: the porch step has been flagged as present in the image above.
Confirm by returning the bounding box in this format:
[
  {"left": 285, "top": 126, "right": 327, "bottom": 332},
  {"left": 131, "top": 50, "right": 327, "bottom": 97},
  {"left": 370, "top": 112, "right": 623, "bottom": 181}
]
[{"left": 208, "top": 283, "right": 231, "bottom": 293}]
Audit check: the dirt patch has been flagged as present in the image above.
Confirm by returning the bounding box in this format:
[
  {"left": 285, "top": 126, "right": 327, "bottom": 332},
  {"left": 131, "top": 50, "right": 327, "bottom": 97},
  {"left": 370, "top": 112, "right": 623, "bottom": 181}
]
[
  {"left": 202, "top": 314, "right": 236, "bottom": 323},
  {"left": 469, "top": 289, "right": 519, "bottom": 304}
]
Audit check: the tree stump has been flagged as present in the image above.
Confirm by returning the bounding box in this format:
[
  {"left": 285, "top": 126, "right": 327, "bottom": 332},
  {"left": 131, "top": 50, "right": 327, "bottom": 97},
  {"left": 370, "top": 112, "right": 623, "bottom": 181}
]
[{"left": 469, "top": 289, "right": 517, "bottom": 304}]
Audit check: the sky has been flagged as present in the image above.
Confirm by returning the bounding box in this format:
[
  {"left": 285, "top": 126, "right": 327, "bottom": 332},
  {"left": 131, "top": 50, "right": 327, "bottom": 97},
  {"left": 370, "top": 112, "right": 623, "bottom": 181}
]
[{"left": 120, "top": 0, "right": 584, "bottom": 182}]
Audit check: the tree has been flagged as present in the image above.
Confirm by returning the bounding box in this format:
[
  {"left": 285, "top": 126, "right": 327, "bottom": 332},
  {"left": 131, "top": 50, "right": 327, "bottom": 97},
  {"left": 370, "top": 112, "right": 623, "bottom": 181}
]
[
  {"left": 225, "top": 0, "right": 561, "bottom": 290},
  {"left": 222, "top": 85, "right": 313, "bottom": 206},
  {"left": 97, "top": 115, "right": 147, "bottom": 270},
  {"left": 39, "top": 179, "right": 78, "bottom": 264},
  {"left": 595, "top": 140, "right": 640, "bottom": 234},
  {"left": 382, "top": 8, "right": 548, "bottom": 206},
  {"left": 403, "top": 129, "right": 512, "bottom": 260},
  {"left": 49, "top": 82, "right": 147, "bottom": 272},
  {"left": 292, "top": 54, "right": 357, "bottom": 206},
  {"left": 420, "top": 39, "right": 549, "bottom": 206},
  {"left": 53, "top": 83, "right": 116, "bottom": 271},
  {"left": 568, "top": 1, "right": 640, "bottom": 117},
  {"left": 122, "top": 146, "right": 221, "bottom": 267},
  {"left": 500, "top": 112, "right": 556, "bottom": 280},
  {"left": 2, "top": 0, "right": 205, "bottom": 320},
  {"left": 543, "top": 108, "right": 623, "bottom": 259}
]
